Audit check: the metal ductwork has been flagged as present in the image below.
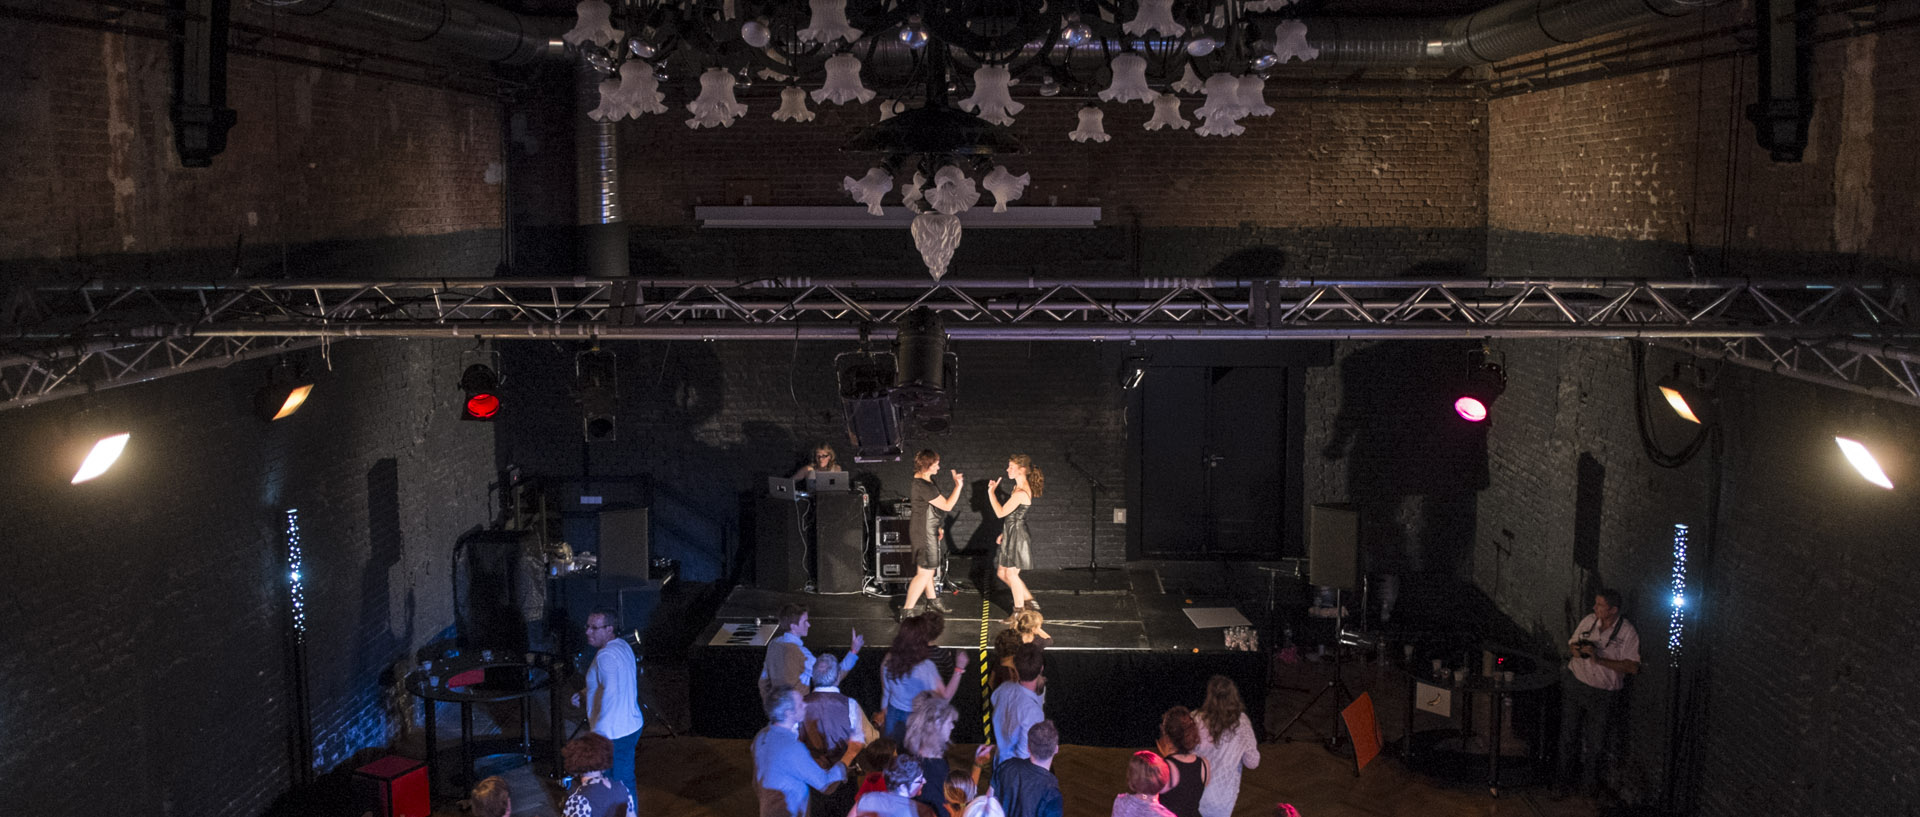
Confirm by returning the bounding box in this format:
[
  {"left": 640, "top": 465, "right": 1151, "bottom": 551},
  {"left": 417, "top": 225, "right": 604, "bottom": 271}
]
[
  {"left": 1304, "top": 0, "right": 1725, "bottom": 67},
  {"left": 576, "top": 61, "right": 629, "bottom": 278},
  {"left": 250, "top": 0, "right": 566, "bottom": 65}
]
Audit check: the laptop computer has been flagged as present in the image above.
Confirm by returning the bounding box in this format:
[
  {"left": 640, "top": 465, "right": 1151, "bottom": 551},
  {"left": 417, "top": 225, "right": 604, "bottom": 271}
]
[
  {"left": 807, "top": 470, "right": 850, "bottom": 492},
  {"left": 767, "top": 476, "right": 802, "bottom": 501}
]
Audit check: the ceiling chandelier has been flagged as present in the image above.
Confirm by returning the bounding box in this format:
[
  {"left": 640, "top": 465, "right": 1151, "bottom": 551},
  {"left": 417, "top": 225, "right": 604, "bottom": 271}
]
[{"left": 564, "top": 0, "right": 1322, "bottom": 278}]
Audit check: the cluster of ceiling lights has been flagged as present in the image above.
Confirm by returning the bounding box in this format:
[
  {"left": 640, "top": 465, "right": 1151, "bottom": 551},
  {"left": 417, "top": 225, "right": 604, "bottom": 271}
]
[{"left": 564, "top": 0, "right": 1319, "bottom": 277}]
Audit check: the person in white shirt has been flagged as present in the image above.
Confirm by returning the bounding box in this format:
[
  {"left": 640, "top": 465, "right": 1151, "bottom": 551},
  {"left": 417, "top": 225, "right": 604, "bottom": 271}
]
[
  {"left": 577, "top": 608, "right": 644, "bottom": 800},
  {"left": 1556, "top": 588, "right": 1640, "bottom": 797},
  {"left": 759, "top": 603, "right": 865, "bottom": 706}
]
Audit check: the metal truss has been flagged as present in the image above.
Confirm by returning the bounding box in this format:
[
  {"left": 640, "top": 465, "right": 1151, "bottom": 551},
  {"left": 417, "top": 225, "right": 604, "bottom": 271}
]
[{"left": 4, "top": 275, "right": 1916, "bottom": 410}]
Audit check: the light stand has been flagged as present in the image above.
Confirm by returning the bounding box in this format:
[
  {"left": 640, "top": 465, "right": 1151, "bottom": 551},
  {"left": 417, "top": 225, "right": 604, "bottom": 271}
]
[
  {"left": 1062, "top": 451, "right": 1119, "bottom": 575},
  {"left": 1275, "top": 588, "right": 1357, "bottom": 754}
]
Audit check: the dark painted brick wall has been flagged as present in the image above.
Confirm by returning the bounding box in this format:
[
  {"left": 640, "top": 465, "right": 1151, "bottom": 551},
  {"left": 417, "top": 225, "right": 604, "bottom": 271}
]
[{"left": 0, "top": 339, "right": 495, "bottom": 816}]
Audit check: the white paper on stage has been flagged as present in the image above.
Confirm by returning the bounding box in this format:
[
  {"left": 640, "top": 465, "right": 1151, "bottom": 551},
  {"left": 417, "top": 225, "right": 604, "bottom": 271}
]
[
  {"left": 1415, "top": 681, "right": 1453, "bottom": 716},
  {"left": 710, "top": 622, "right": 778, "bottom": 646},
  {"left": 1182, "top": 607, "right": 1252, "bottom": 629}
]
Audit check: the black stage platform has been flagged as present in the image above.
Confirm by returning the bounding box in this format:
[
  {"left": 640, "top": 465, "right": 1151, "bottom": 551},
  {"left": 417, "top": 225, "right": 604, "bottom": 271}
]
[{"left": 688, "top": 564, "right": 1271, "bottom": 747}]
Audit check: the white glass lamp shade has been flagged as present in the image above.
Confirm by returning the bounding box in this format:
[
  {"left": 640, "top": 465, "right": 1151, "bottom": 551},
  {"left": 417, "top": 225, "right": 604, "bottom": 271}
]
[
  {"left": 797, "top": 0, "right": 862, "bottom": 44},
  {"left": 773, "top": 86, "right": 816, "bottom": 121},
  {"left": 911, "top": 213, "right": 963, "bottom": 280},
  {"left": 685, "top": 67, "right": 747, "bottom": 128},
  {"left": 1144, "top": 92, "right": 1191, "bottom": 131},
  {"left": 1194, "top": 72, "right": 1247, "bottom": 121},
  {"left": 564, "top": 0, "right": 624, "bottom": 48},
  {"left": 1069, "top": 106, "right": 1111, "bottom": 142},
  {"left": 812, "top": 53, "right": 877, "bottom": 104},
  {"left": 592, "top": 60, "right": 666, "bottom": 121},
  {"left": 842, "top": 167, "right": 894, "bottom": 215},
  {"left": 1237, "top": 74, "right": 1275, "bottom": 117},
  {"left": 981, "top": 166, "right": 1031, "bottom": 212},
  {"left": 1098, "top": 54, "right": 1156, "bottom": 104},
  {"left": 1272, "top": 20, "right": 1321, "bottom": 63},
  {"left": 1123, "top": 0, "right": 1186, "bottom": 36},
  {"left": 961, "top": 65, "right": 1024, "bottom": 126},
  {"left": 924, "top": 166, "right": 980, "bottom": 216}
]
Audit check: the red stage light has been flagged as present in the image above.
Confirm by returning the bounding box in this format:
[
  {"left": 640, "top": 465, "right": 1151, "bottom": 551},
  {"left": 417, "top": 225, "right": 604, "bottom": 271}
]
[
  {"left": 1454, "top": 396, "right": 1489, "bottom": 423},
  {"left": 465, "top": 393, "right": 500, "bottom": 420}
]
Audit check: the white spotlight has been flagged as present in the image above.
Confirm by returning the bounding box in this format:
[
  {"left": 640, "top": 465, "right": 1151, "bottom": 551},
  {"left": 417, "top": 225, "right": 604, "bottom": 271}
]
[
  {"left": 1835, "top": 436, "right": 1894, "bottom": 490},
  {"left": 72, "top": 432, "right": 131, "bottom": 484}
]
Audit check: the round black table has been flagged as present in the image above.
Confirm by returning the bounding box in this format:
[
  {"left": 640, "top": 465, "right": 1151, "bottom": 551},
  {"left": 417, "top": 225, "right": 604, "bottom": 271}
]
[
  {"left": 406, "top": 650, "right": 567, "bottom": 796},
  {"left": 1401, "top": 648, "right": 1557, "bottom": 796}
]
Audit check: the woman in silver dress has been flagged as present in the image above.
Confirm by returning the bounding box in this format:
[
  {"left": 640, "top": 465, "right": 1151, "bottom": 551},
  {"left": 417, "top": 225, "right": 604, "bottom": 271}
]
[{"left": 987, "top": 454, "right": 1044, "bottom": 614}]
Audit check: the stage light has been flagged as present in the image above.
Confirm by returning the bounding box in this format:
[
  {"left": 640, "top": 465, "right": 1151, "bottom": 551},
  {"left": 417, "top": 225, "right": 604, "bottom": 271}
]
[
  {"left": 577, "top": 348, "right": 618, "bottom": 442},
  {"left": 1835, "top": 436, "right": 1894, "bottom": 489},
  {"left": 891, "top": 308, "right": 956, "bottom": 435},
  {"left": 459, "top": 364, "right": 502, "bottom": 421},
  {"left": 1453, "top": 347, "right": 1506, "bottom": 423},
  {"left": 1657, "top": 364, "right": 1712, "bottom": 424},
  {"left": 256, "top": 383, "right": 314, "bottom": 422},
  {"left": 1118, "top": 356, "right": 1149, "bottom": 390},
  {"left": 72, "top": 432, "right": 130, "bottom": 484}
]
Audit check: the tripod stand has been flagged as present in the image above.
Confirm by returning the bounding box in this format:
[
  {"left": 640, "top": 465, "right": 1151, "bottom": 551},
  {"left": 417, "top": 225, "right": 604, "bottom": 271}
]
[{"left": 1274, "top": 591, "right": 1357, "bottom": 753}]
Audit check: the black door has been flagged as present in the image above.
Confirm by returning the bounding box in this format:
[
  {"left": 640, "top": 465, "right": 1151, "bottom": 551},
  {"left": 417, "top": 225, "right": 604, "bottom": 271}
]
[{"left": 1139, "top": 365, "right": 1287, "bottom": 558}]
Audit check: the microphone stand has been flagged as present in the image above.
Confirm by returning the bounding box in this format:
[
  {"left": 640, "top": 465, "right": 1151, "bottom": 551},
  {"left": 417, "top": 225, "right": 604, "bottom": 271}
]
[{"left": 1063, "top": 451, "right": 1119, "bottom": 575}]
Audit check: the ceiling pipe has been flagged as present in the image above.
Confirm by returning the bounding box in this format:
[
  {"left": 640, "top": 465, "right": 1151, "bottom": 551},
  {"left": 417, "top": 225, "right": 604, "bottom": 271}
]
[{"left": 249, "top": 0, "right": 568, "bottom": 64}]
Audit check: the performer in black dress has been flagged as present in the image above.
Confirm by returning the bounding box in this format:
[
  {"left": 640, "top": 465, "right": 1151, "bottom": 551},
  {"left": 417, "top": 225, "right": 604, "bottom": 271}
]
[
  {"left": 987, "top": 454, "right": 1044, "bottom": 614},
  {"left": 904, "top": 449, "right": 964, "bottom": 617}
]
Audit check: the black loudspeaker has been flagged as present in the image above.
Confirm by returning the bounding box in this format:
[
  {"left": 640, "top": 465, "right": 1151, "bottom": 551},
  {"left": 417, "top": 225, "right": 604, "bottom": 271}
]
[
  {"left": 816, "top": 493, "right": 867, "bottom": 593},
  {"left": 843, "top": 395, "right": 903, "bottom": 463},
  {"left": 598, "top": 506, "right": 650, "bottom": 588},
  {"left": 757, "top": 496, "right": 807, "bottom": 591},
  {"left": 873, "top": 517, "right": 913, "bottom": 586},
  {"left": 456, "top": 529, "right": 530, "bottom": 652},
  {"left": 1308, "top": 504, "right": 1359, "bottom": 591},
  {"left": 619, "top": 583, "right": 663, "bottom": 650}
]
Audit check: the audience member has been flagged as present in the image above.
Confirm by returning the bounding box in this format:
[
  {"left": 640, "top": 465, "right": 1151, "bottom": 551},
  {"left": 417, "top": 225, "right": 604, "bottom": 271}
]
[
  {"left": 802, "top": 653, "right": 867, "bottom": 756},
  {"left": 990, "top": 642, "right": 1046, "bottom": 765},
  {"left": 851, "top": 756, "right": 926, "bottom": 817},
  {"left": 1155, "top": 707, "right": 1209, "bottom": 817},
  {"left": 945, "top": 770, "right": 1005, "bottom": 817},
  {"left": 760, "top": 603, "right": 864, "bottom": 705},
  {"left": 881, "top": 612, "right": 968, "bottom": 743},
  {"left": 1110, "top": 751, "right": 1177, "bottom": 817},
  {"left": 991, "top": 610, "right": 1052, "bottom": 687},
  {"left": 1192, "top": 676, "right": 1261, "bottom": 817},
  {"left": 467, "top": 775, "right": 510, "bottom": 817},
  {"left": 990, "top": 720, "right": 1063, "bottom": 817},
  {"left": 562, "top": 733, "right": 635, "bottom": 817},
  {"left": 576, "top": 608, "right": 643, "bottom": 800},
  {"left": 754, "top": 686, "right": 861, "bottom": 817},
  {"left": 854, "top": 738, "right": 900, "bottom": 799},
  {"left": 903, "top": 691, "right": 995, "bottom": 817}
]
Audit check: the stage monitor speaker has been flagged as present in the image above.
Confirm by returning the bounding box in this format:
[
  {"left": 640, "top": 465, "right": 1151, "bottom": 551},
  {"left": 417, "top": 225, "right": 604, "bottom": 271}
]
[
  {"left": 756, "top": 496, "right": 807, "bottom": 591},
  {"left": 1308, "top": 504, "right": 1359, "bottom": 591},
  {"left": 816, "top": 492, "right": 867, "bottom": 593},
  {"left": 598, "top": 506, "right": 650, "bottom": 588}
]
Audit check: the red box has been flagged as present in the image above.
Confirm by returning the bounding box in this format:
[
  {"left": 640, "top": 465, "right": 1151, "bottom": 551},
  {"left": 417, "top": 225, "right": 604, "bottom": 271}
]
[{"left": 352, "top": 755, "right": 429, "bottom": 817}]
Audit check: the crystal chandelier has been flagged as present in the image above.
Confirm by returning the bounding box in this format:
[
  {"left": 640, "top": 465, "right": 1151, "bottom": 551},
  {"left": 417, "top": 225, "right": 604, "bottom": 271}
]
[{"left": 565, "top": 0, "right": 1322, "bottom": 278}]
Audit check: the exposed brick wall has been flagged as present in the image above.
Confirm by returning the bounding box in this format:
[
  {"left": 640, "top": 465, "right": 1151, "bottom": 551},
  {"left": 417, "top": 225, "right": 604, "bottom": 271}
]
[
  {"left": 0, "top": 340, "right": 496, "bottom": 816},
  {"left": 0, "top": 18, "right": 504, "bottom": 261},
  {"left": 1489, "top": 18, "right": 1920, "bottom": 266},
  {"left": 619, "top": 93, "right": 1486, "bottom": 230}
]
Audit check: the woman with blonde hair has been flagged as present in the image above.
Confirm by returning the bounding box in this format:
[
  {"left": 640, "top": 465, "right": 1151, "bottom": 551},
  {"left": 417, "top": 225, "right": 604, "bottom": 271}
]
[
  {"left": 991, "top": 609, "right": 1052, "bottom": 687},
  {"left": 1193, "top": 675, "right": 1261, "bottom": 817},
  {"left": 986, "top": 454, "right": 1044, "bottom": 614},
  {"left": 904, "top": 692, "right": 994, "bottom": 817}
]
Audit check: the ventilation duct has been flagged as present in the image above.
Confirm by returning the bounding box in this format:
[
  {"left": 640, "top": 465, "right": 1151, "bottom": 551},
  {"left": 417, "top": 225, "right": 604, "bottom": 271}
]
[{"left": 252, "top": 0, "right": 565, "bottom": 64}]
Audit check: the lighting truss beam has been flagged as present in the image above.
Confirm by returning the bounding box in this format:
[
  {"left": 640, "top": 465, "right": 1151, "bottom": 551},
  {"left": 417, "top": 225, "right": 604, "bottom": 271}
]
[{"left": 3, "top": 276, "right": 1916, "bottom": 411}]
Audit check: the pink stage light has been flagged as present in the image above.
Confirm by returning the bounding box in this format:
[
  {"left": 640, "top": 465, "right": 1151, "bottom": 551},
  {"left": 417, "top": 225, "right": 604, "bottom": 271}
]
[{"left": 1453, "top": 396, "right": 1489, "bottom": 423}]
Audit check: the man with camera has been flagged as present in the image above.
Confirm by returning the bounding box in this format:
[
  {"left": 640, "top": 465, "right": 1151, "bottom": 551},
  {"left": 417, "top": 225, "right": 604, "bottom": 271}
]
[{"left": 1556, "top": 588, "right": 1640, "bottom": 799}]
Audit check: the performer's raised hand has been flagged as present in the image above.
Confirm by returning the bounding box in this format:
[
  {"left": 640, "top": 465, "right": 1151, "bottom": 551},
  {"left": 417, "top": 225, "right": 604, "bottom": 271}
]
[
  {"left": 950, "top": 468, "right": 964, "bottom": 483},
  {"left": 989, "top": 477, "right": 1002, "bottom": 491}
]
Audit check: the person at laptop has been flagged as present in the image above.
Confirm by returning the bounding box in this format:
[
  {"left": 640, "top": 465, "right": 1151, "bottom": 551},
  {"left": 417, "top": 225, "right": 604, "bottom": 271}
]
[
  {"left": 791, "top": 442, "right": 840, "bottom": 481},
  {"left": 903, "top": 449, "right": 964, "bottom": 617}
]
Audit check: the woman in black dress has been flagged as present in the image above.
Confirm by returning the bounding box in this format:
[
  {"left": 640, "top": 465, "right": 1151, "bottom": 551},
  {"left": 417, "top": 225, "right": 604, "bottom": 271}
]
[
  {"left": 987, "top": 454, "right": 1044, "bottom": 614},
  {"left": 904, "top": 449, "right": 964, "bottom": 617}
]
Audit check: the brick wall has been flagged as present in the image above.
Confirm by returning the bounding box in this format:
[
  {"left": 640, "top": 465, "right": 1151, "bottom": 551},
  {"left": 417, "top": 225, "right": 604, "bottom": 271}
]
[
  {"left": 0, "top": 17, "right": 504, "bottom": 261},
  {"left": 1480, "top": 15, "right": 1920, "bottom": 813},
  {"left": 1489, "top": 19, "right": 1920, "bottom": 266},
  {"left": 0, "top": 339, "right": 495, "bottom": 816},
  {"left": 619, "top": 92, "right": 1486, "bottom": 230}
]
